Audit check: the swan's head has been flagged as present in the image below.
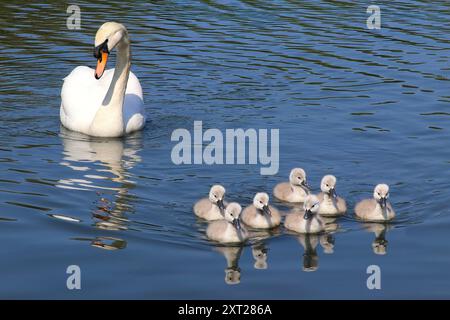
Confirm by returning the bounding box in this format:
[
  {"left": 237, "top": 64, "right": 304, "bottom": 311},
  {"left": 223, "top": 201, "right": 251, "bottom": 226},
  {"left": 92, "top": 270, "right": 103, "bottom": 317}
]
[
  {"left": 373, "top": 184, "right": 390, "bottom": 209},
  {"left": 93, "top": 22, "right": 128, "bottom": 79},
  {"left": 289, "top": 168, "right": 309, "bottom": 189},
  {"left": 224, "top": 202, "right": 242, "bottom": 230},
  {"left": 303, "top": 195, "right": 320, "bottom": 220},
  {"left": 209, "top": 185, "right": 225, "bottom": 211},
  {"left": 321, "top": 175, "right": 338, "bottom": 198},
  {"left": 253, "top": 192, "right": 271, "bottom": 216}
]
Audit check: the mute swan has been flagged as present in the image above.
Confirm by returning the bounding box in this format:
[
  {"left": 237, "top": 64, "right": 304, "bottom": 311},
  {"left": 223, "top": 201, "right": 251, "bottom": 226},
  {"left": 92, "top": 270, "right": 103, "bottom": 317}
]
[
  {"left": 273, "top": 168, "right": 310, "bottom": 203},
  {"left": 355, "top": 184, "right": 395, "bottom": 222},
  {"left": 284, "top": 195, "right": 324, "bottom": 234},
  {"left": 193, "top": 185, "right": 227, "bottom": 220},
  {"left": 206, "top": 203, "right": 248, "bottom": 243},
  {"left": 317, "top": 175, "right": 347, "bottom": 216},
  {"left": 241, "top": 192, "right": 281, "bottom": 229},
  {"left": 60, "top": 22, "right": 145, "bottom": 137}
]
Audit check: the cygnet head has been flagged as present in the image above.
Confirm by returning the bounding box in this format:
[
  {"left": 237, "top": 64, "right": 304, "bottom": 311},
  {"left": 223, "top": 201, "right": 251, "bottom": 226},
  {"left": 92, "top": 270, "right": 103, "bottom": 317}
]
[
  {"left": 209, "top": 185, "right": 226, "bottom": 211},
  {"left": 303, "top": 195, "right": 320, "bottom": 220},
  {"left": 93, "top": 22, "right": 128, "bottom": 79},
  {"left": 373, "top": 184, "right": 389, "bottom": 209},
  {"left": 253, "top": 192, "right": 271, "bottom": 216},
  {"left": 321, "top": 175, "right": 338, "bottom": 198},
  {"left": 224, "top": 202, "right": 242, "bottom": 230},
  {"left": 289, "top": 168, "right": 309, "bottom": 189}
]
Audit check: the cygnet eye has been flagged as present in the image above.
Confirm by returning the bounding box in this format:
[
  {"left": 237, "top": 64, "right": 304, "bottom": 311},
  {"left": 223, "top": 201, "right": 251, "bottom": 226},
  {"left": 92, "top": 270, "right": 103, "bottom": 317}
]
[{"left": 326, "top": 184, "right": 329, "bottom": 187}]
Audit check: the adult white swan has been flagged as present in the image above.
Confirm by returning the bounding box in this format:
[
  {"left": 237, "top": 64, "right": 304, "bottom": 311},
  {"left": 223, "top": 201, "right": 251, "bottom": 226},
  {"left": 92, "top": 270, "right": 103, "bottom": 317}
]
[{"left": 60, "top": 22, "right": 145, "bottom": 137}]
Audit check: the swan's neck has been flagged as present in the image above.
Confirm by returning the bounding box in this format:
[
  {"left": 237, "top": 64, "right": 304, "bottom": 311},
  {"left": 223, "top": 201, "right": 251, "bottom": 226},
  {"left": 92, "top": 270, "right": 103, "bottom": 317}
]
[{"left": 90, "top": 36, "right": 130, "bottom": 137}]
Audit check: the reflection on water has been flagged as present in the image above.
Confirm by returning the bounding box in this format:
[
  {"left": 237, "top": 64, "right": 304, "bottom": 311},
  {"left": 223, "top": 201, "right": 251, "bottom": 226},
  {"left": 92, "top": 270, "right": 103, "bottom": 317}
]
[
  {"left": 320, "top": 234, "right": 335, "bottom": 255},
  {"left": 215, "top": 246, "right": 243, "bottom": 285},
  {"left": 71, "top": 236, "right": 127, "bottom": 251},
  {"left": 252, "top": 243, "right": 268, "bottom": 270},
  {"left": 57, "top": 128, "right": 143, "bottom": 249},
  {"left": 57, "top": 128, "right": 142, "bottom": 191},
  {"left": 298, "top": 234, "right": 320, "bottom": 272},
  {"left": 363, "top": 223, "right": 392, "bottom": 255}
]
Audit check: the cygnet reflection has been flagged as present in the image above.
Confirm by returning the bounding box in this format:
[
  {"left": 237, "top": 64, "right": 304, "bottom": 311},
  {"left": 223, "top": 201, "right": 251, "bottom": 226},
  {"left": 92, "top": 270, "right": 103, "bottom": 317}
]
[{"left": 215, "top": 246, "right": 243, "bottom": 285}]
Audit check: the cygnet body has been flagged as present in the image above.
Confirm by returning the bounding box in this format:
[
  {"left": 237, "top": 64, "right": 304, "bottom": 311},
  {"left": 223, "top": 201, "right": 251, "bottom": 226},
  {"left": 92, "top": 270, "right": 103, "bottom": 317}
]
[
  {"left": 206, "top": 203, "right": 248, "bottom": 243},
  {"left": 317, "top": 175, "right": 347, "bottom": 216},
  {"left": 194, "top": 185, "right": 227, "bottom": 220},
  {"left": 284, "top": 195, "right": 324, "bottom": 234},
  {"left": 273, "top": 168, "right": 310, "bottom": 203},
  {"left": 241, "top": 192, "right": 281, "bottom": 229},
  {"left": 355, "top": 184, "right": 395, "bottom": 222}
]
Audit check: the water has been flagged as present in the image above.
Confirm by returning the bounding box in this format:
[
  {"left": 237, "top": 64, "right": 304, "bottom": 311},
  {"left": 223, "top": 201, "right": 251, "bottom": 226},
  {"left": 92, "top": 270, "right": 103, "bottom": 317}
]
[{"left": 0, "top": 1, "right": 449, "bottom": 299}]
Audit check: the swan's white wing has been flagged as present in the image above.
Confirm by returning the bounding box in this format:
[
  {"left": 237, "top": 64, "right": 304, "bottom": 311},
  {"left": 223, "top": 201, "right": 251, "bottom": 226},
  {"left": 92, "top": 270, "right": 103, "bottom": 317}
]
[
  {"left": 60, "top": 66, "right": 145, "bottom": 135},
  {"left": 61, "top": 66, "right": 111, "bottom": 134},
  {"left": 123, "top": 71, "right": 146, "bottom": 134}
]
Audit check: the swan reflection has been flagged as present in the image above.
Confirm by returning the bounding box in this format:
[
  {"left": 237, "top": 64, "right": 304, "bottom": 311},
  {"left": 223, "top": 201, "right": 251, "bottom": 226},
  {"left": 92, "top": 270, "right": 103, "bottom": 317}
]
[
  {"left": 214, "top": 246, "right": 243, "bottom": 285},
  {"left": 297, "top": 234, "right": 320, "bottom": 272},
  {"left": 252, "top": 243, "right": 268, "bottom": 270},
  {"left": 320, "top": 233, "right": 335, "bottom": 254},
  {"left": 362, "top": 223, "right": 392, "bottom": 255},
  {"left": 58, "top": 128, "right": 143, "bottom": 248},
  {"left": 57, "top": 128, "right": 142, "bottom": 191},
  {"left": 71, "top": 236, "right": 127, "bottom": 251}
]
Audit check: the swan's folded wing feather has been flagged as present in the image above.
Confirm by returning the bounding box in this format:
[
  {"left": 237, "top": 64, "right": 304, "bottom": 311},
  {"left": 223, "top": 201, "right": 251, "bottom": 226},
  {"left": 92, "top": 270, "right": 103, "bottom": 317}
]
[
  {"left": 61, "top": 66, "right": 110, "bottom": 133},
  {"left": 123, "top": 70, "right": 146, "bottom": 133}
]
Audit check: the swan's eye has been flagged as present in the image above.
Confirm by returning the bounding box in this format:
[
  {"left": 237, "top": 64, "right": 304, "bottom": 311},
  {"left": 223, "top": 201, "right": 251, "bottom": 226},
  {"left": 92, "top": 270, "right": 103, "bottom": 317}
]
[
  {"left": 93, "top": 39, "right": 109, "bottom": 60},
  {"left": 326, "top": 184, "right": 329, "bottom": 187}
]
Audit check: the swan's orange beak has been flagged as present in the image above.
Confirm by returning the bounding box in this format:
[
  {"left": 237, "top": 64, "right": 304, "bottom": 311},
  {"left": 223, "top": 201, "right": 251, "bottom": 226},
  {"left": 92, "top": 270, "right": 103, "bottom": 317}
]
[{"left": 95, "top": 51, "right": 108, "bottom": 80}]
